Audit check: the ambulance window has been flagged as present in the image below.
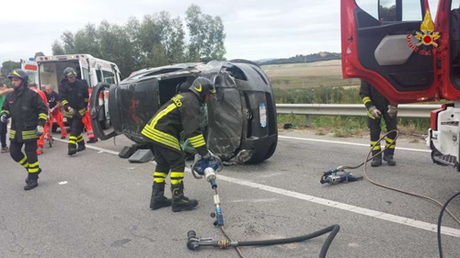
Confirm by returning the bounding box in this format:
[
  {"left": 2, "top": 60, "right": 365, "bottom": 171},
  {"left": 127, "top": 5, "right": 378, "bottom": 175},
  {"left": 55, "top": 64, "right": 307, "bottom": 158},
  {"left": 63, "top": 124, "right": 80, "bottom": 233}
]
[
  {"left": 96, "top": 70, "right": 102, "bottom": 82},
  {"left": 103, "top": 71, "right": 115, "bottom": 84},
  {"left": 27, "top": 72, "right": 36, "bottom": 84},
  {"left": 82, "top": 68, "right": 90, "bottom": 85}
]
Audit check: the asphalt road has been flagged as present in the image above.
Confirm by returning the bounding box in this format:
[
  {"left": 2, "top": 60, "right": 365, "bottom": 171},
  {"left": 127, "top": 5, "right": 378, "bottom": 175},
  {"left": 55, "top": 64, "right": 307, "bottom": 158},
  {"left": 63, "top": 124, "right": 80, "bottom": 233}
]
[{"left": 0, "top": 130, "right": 459, "bottom": 258}]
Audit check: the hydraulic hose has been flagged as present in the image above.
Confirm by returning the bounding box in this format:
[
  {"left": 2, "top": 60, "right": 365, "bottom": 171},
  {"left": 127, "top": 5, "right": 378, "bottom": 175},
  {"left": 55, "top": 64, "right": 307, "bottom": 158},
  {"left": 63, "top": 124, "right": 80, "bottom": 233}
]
[
  {"left": 189, "top": 225, "right": 340, "bottom": 258},
  {"left": 237, "top": 225, "right": 340, "bottom": 258},
  {"left": 437, "top": 191, "right": 460, "bottom": 258}
]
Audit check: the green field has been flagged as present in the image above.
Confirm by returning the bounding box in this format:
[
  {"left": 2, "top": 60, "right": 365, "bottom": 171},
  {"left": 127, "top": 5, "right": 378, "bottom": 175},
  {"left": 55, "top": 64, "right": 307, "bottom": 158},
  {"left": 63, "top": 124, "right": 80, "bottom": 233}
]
[
  {"left": 262, "top": 60, "right": 360, "bottom": 89},
  {"left": 266, "top": 61, "right": 431, "bottom": 138}
]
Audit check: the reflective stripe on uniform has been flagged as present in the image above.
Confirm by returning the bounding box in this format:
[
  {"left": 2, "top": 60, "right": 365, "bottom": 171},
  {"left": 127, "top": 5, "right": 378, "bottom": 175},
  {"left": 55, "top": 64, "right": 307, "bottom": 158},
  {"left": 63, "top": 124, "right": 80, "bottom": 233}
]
[
  {"left": 78, "top": 108, "right": 86, "bottom": 116},
  {"left": 188, "top": 134, "right": 206, "bottom": 148},
  {"left": 153, "top": 172, "right": 168, "bottom": 183},
  {"left": 39, "top": 113, "right": 48, "bottom": 120},
  {"left": 141, "top": 103, "right": 181, "bottom": 151},
  {"left": 385, "top": 138, "right": 396, "bottom": 149},
  {"left": 370, "top": 141, "right": 381, "bottom": 151},
  {"left": 170, "top": 171, "right": 184, "bottom": 184},
  {"left": 22, "top": 130, "right": 38, "bottom": 140},
  {"left": 19, "top": 156, "right": 29, "bottom": 168},
  {"left": 77, "top": 134, "right": 84, "bottom": 142},
  {"left": 69, "top": 136, "right": 77, "bottom": 145},
  {"left": 63, "top": 110, "right": 72, "bottom": 118},
  {"left": 28, "top": 162, "right": 40, "bottom": 173},
  {"left": 9, "top": 129, "right": 16, "bottom": 139},
  {"left": 362, "top": 97, "right": 371, "bottom": 105}
]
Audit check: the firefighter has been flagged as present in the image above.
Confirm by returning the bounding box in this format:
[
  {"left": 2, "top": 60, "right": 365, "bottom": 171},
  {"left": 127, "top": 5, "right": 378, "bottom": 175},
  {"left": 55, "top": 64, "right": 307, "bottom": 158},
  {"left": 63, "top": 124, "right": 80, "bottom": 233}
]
[
  {"left": 141, "top": 77, "right": 216, "bottom": 212},
  {"left": 59, "top": 67, "right": 89, "bottom": 156},
  {"left": 29, "top": 83, "right": 49, "bottom": 155},
  {"left": 82, "top": 87, "right": 97, "bottom": 143},
  {"left": 359, "top": 80, "right": 398, "bottom": 167},
  {"left": 44, "top": 85, "right": 67, "bottom": 139},
  {"left": 0, "top": 69, "right": 48, "bottom": 190}
]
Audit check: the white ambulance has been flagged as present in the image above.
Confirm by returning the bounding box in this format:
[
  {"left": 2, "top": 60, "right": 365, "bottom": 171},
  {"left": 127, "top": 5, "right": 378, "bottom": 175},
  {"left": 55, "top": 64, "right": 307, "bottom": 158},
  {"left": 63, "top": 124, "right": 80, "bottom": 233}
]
[
  {"left": 35, "top": 54, "right": 122, "bottom": 129},
  {"left": 20, "top": 58, "right": 39, "bottom": 84}
]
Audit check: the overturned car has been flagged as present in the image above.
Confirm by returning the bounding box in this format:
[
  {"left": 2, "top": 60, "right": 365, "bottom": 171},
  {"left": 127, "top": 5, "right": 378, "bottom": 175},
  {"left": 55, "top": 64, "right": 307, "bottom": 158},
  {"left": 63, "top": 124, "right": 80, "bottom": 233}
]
[{"left": 90, "top": 60, "right": 278, "bottom": 164}]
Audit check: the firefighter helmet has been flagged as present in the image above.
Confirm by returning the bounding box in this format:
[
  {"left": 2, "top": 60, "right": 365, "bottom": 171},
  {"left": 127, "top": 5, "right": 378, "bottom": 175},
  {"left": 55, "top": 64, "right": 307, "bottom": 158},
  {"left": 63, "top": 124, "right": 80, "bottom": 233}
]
[
  {"left": 189, "top": 77, "right": 216, "bottom": 101},
  {"left": 7, "top": 69, "right": 29, "bottom": 83},
  {"left": 63, "top": 67, "right": 77, "bottom": 78}
]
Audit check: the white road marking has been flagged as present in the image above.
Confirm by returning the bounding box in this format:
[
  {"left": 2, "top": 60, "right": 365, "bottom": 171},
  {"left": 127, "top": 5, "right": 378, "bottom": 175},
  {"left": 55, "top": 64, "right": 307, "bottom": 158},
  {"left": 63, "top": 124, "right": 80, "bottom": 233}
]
[
  {"left": 216, "top": 174, "right": 460, "bottom": 238},
  {"left": 279, "top": 135, "right": 431, "bottom": 153},
  {"left": 54, "top": 138, "right": 119, "bottom": 155},
  {"left": 53, "top": 136, "right": 460, "bottom": 238}
]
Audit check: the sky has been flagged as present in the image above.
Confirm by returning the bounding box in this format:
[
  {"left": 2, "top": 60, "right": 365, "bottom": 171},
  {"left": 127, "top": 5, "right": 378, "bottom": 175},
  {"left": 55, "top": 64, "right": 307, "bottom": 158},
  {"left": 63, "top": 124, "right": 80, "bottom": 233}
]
[
  {"left": 0, "top": 0, "right": 343, "bottom": 64},
  {"left": 0, "top": 0, "right": 442, "bottom": 64}
]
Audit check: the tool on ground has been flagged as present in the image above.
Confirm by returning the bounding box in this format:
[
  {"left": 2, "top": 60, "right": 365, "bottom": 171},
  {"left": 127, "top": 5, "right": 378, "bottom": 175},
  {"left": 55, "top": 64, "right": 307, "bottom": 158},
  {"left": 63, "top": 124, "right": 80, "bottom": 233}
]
[
  {"left": 188, "top": 154, "right": 340, "bottom": 258},
  {"left": 320, "top": 166, "right": 363, "bottom": 185}
]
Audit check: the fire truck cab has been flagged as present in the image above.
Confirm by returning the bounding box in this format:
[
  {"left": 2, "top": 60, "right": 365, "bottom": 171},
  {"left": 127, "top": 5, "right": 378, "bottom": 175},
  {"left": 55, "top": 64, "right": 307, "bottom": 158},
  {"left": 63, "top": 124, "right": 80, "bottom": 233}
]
[{"left": 341, "top": 0, "right": 460, "bottom": 171}]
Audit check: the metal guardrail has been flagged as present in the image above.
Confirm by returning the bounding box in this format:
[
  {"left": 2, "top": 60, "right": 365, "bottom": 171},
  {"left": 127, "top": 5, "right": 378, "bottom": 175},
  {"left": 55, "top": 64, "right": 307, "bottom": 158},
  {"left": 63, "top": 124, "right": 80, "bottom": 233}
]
[{"left": 276, "top": 104, "right": 442, "bottom": 126}]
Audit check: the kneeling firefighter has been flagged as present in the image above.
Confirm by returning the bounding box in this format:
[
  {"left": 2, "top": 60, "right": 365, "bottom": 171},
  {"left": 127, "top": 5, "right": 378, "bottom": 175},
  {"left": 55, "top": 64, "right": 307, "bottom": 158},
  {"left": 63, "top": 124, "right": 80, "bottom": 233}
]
[
  {"left": 141, "top": 77, "right": 216, "bottom": 212},
  {"left": 59, "top": 67, "right": 89, "bottom": 156},
  {"left": 1, "top": 69, "right": 48, "bottom": 190}
]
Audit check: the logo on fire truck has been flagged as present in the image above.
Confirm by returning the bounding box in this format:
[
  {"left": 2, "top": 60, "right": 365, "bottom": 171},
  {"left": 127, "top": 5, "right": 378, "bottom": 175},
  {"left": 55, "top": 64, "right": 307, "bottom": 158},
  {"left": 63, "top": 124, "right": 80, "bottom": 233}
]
[{"left": 406, "top": 10, "right": 440, "bottom": 56}]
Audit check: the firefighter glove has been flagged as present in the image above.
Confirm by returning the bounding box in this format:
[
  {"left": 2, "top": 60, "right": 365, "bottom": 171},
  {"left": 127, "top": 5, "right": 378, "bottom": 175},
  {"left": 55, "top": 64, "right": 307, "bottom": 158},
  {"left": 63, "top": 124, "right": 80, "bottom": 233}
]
[
  {"left": 0, "top": 114, "right": 7, "bottom": 123},
  {"left": 68, "top": 107, "right": 76, "bottom": 116},
  {"left": 369, "top": 106, "right": 381, "bottom": 118},
  {"left": 35, "top": 125, "right": 44, "bottom": 136},
  {"left": 388, "top": 105, "right": 398, "bottom": 118}
]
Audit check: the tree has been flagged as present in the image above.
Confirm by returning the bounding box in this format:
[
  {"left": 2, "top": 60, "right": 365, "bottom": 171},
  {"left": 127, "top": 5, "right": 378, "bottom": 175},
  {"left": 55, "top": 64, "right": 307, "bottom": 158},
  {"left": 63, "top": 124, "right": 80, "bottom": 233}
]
[
  {"left": 52, "top": 4, "right": 225, "bottom": 74},
  {"left": 0, "top": 61, "right": 21, "bottom": 79},
  {"left": 61, "top": 31, "right": 76, "bottom": 54},
  {"left": 34, "top": 52, "right": 45, "bottom": 59},
  {"left": 74, "top": 23, "right": 101, "bottom": 56},
  {"left": 52, "top": 40, "right": 66, "bottom": 55},
  {"left": 185, "top": 4, "right": 226, "bottom": 61}
]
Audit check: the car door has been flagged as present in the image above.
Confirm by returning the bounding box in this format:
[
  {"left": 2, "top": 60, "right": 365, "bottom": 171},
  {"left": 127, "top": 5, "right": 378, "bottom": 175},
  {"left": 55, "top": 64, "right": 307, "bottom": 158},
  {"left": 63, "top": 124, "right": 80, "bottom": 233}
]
[{"left": 341, "top": 0, "right": 439, "bottom": 103}]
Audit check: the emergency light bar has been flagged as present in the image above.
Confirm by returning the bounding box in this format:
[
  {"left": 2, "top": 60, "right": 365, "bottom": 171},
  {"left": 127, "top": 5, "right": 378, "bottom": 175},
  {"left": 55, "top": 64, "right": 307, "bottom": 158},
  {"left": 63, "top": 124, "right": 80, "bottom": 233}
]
[{"left": 36, "top": 55, "right": 85, "bottom": 62}]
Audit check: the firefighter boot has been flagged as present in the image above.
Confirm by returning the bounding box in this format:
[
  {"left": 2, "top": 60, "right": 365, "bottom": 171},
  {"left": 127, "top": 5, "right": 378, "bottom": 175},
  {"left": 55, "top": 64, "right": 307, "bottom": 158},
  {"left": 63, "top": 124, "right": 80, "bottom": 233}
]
[
  {"left": 77, "top": 141, "right": 86, "bottom": 152},
  {"left": 371, "top": 150, "right": 382, "bottom": 167},
  {"left": 25, "top": 168, "right": 41, "bottom": 184},
  {"left": 384, "top": 155, "right": 396, "bottom": 166},
  {"left": 171, "top": 182, "right": 198, "bottom": 212},
  {"left": 150, "top": 182, "right": 172, "bottom": 210},
  {"left": 68, "top": 144, "right": 77, "bottom": 156},
  {"left": 24, "top": 171, "right": 40, "bottom": 191}
]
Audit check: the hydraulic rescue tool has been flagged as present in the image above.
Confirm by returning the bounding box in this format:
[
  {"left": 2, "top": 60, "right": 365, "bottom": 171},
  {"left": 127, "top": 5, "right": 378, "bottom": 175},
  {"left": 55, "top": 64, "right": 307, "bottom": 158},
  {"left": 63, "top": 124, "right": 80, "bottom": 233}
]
[
  {"left": 320, "top": 166, "right": 363, "bottom": 185},
  {"left": 188, "top": 154, "right": 340, "bottom": 258},
  {"left": 191, "top": 154, "right": 224, "bottom": 226}
]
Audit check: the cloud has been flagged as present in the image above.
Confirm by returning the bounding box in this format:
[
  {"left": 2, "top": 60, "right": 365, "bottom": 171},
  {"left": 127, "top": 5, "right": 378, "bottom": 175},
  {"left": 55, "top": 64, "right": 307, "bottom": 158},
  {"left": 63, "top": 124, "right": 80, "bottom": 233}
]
[{"left": 0, "top": 0, "right": 341, "bottom": 64}]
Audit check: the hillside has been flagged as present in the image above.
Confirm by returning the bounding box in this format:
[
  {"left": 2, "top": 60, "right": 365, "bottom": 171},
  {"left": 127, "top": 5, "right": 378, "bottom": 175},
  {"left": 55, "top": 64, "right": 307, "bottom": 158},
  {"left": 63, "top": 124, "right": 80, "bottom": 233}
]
[{"left": 258, "top": 52, "right": 341, "bottom": 65}]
